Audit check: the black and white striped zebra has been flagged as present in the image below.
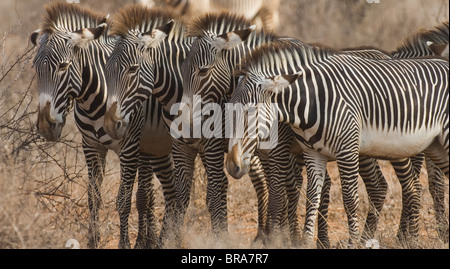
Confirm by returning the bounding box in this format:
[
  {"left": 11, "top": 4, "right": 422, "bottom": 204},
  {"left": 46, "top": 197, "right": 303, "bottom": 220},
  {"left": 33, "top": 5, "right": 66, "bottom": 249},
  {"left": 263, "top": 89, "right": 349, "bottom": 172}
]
[
  {"left": 31, "top": 2, "right": 176, "bottom": 249},
  {"left": 180, "top": 13, "right": 420, "bottom": 247},
  {"left": 103, "top": 5, "right": 271, "bottom": 247},
  {"left": 228, "top": 40, "right": 449, "bottom": 247},
  {"left": 391, "top": 21, "right": 449, "bottom": 242}
]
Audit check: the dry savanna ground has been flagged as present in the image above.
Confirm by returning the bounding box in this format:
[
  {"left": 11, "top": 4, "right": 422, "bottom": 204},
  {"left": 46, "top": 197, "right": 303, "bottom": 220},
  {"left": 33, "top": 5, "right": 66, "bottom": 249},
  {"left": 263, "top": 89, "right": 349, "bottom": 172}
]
[{"left": 0, "top": 0, "right": 448, "bottom": 249}]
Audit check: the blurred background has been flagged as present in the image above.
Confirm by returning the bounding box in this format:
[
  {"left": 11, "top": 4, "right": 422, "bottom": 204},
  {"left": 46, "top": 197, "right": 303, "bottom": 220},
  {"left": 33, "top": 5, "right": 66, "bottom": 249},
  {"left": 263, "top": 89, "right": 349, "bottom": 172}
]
[{"left": 0, "top": 0, "right": 448, "bottom": 249}]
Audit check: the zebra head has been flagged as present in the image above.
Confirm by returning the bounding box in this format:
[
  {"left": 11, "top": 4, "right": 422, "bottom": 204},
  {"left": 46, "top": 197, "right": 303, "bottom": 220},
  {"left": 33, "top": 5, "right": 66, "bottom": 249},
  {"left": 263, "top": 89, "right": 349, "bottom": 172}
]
[
  {"left": 226, "top": 58, "right": 300, "bottom": 179},
  {"left": 31, "top": 5, "right": 108, "bottom": 141},
  {"left": 180, "top": 13, "right": 255, "bottom": 128},
  {"left": 104, "top": 19, "right": 173, "bottom": 140}
]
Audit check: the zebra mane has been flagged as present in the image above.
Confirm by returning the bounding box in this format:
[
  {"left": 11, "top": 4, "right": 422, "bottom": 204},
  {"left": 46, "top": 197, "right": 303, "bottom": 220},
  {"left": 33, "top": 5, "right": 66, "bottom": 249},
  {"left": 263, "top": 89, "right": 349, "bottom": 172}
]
[
  {"left": 394, "top": 21, "right": 449, "bottom": 54},
  {"left": 41, "top": 1, "right": 107, "bottom": 34},
  {"left": 188, "top": 12, "right": 252, "bottom": 37},
  {"left": 111, "top": 4, "right": 187, "bottom": 41},
  {"left": 239, "top": 40, "right": 339, "bottom": 75}
]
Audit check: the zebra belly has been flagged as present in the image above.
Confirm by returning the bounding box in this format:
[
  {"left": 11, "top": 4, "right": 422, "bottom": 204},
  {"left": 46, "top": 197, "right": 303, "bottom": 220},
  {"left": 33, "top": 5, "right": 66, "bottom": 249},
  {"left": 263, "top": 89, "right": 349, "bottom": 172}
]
[{"left": 359, "top": 125, "right": 441, "bottom": 159}]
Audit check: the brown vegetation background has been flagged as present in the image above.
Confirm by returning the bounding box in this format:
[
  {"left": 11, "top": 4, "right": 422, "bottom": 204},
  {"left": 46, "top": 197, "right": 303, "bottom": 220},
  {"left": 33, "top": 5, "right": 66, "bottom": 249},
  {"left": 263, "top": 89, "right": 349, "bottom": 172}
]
[{"left": 0, "top": 0, "right": 448, "bottom": 249}]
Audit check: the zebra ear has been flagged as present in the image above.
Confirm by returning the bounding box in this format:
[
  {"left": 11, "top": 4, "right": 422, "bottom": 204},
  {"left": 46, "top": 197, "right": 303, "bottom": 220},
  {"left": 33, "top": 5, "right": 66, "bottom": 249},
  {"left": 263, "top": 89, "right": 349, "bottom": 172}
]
[
  {"left": 212, "top": 25, "right": 256, "bottom": 51},
  {"left": 261, "top": 72, "right": 302, "bottom": 93},
  {"left": 426, "top": 41, "right": 449, "bottom": 58},
  {"left": 30, "top": 29, "right": 41, "bottom": 46},
  {"left": 68, "top": 22, "right": 107, "bottom": 47},
  {"left": 139, "top": 20, "right": 174, "bottom": 49}
]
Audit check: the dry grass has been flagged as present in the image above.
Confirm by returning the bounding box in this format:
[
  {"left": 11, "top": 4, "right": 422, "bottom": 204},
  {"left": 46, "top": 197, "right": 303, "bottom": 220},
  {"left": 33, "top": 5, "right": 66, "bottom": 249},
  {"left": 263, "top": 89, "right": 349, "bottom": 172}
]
[{"left": 0, "top": 0, "right": 448, "bottom": 249}]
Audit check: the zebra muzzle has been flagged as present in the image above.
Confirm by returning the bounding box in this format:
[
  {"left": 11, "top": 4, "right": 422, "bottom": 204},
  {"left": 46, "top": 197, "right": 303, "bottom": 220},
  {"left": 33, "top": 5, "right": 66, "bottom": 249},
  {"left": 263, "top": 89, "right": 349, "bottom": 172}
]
[{"left": 104, "top": 102, "right": 127, "bottom": 140}]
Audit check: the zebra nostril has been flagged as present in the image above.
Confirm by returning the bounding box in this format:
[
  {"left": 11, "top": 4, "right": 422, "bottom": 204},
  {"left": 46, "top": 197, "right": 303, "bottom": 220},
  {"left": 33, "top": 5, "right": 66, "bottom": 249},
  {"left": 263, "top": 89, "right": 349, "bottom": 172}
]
[
  {"left": 115, "top": 121, "right": 122, "bottom": 132},
  {"left": 235, "top": 166, "right": 241, "bottom": 175}
]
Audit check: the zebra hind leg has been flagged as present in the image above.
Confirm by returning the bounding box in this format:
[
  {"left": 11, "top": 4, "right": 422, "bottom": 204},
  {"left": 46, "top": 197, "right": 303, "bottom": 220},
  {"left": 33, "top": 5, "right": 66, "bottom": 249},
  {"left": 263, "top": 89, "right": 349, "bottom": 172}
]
[{"left": 425, "top": 157, "right": 449, "bottom": 243}]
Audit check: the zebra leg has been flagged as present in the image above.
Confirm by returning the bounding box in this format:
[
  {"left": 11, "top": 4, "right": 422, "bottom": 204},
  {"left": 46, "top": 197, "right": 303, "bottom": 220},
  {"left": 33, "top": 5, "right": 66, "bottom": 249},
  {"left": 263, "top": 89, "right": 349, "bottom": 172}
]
[
  {"left": 172, "top": 140, "right": 197, "bottom": 247},
  {"left": 199, "top": 140, "right": 229, "bottom": 237},
  {"left": 335, "top": 150, "right": 361, "bottom": 248},
  {"left": 316, "top": 172, "right": 331, "bottom": 249},
  {"left": 116, "top": 151, "right": 139, "bottom": 249},
  {"left": 425, "top": 157, "right": 448, "bottom": 243},
  {"left": 266, "top": 145, "right": 290, "bottom": 246},
  {"left": 358, "top": 157, "right": 388, "bottom": 241},
  {"left": 148, "top": 154, "right": 178, "bottom": 248},
  {"left": 135, "top": 153, "right": 158, "bottom": 249},
  {"left": 248, "top": 154, "right": 269, "bottom": 244},
  {"left": 302, "top": 150, "right": 329, "bottom": 248},
  {"left": 285, "top": 153, "right": 302, "bottom": 247},
  {"left": 84, "top": 143, "right": 107, "bottom": 249},
  {"left": 391, "top": 158, "right": 421, "bottom": 243}
]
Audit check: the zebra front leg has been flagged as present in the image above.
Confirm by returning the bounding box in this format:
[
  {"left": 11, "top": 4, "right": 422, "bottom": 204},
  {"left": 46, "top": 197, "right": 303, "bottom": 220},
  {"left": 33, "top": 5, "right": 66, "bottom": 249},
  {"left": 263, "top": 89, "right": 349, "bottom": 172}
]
[
  {"left": 316, "top": 172, "right": 331, "bottom": 249},
  {"left": 135, "top": 152, "right": 158, "bottom": 249},
  {"left": 302, "top": 150, "right": 329, "bottom": 248},
  {"left": 266, "top": 147, "right": 290, "bottom": 246},
  {"left": 117, "top": 153, "right": 139, "bottom": 249},
  {"left": 200, "top": 146, "right": 229, "bottom": 238},
  {"left": 358, "top": 157, "right": 388, "bottom": 242},
  {"left": 335, "top": 150, "right": 361, "bottom": 248},
  {"left": 84, "top": 144, "right": 107, "bottom": 249},
  {"left": 172, "top": 140, "right": 197, "bottom": 247},
  {"left": 148, "top": 154, "right": 178, "bottom": 248},
  {"left": 248, "top": 154, "right": 269, "bottom": 244},
  {"left": 285, "top": 153, "right": 303, "bottom": 247}
]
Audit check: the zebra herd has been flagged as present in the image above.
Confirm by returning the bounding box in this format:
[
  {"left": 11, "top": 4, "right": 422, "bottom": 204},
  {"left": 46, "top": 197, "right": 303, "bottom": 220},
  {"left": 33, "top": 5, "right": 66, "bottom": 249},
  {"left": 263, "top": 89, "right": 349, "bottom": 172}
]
[{"left": 30, "top": 1, "right": 448, "bottom": 249}]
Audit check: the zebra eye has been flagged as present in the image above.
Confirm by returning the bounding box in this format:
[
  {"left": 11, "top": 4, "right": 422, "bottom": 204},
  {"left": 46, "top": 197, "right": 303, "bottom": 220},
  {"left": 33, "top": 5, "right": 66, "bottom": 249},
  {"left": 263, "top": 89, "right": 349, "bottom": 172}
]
[
  {"left": 128, "top": 65, "right": 139, "bottom": 74},
  {"left": 198, "top": 67, "right": 209, "bottom": 75},
  {"left": 58, "top": 62, "right": 70, "bottom": 71}
]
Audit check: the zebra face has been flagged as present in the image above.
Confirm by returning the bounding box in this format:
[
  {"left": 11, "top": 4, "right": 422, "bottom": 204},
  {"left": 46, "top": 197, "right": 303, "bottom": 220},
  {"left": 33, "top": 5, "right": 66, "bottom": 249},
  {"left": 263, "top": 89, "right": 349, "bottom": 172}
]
[
  {"left": 33, "top": 33, "right": 79, "bottom": 141},
  {"left": 32, "top": 24, "right": 107, "bottom": 141},
  {"left": 226, "top": 72, "right": 299, "bottom": 176},
  {"left": 104, "top": 21, "right": 171, "bottom": 140},
  {"left": 104, "top": 39, "right": 143, "bottom": 140}
]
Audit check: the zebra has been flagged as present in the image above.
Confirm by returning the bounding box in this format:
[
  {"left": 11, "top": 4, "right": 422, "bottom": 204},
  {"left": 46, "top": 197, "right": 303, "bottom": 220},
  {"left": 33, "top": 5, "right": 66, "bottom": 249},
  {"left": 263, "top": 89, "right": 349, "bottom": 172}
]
[
  {"left": 136, "top": 0, "right": 280, "bottom": 31},
  {"left": 228, "top": 40, "right": 449, "bottom": 247},
  {"left": 180, "top": 12, "right": 427, "bottom": 247},
  {"left": 392, "top": 21, "right": 449, "bottom": 59},
  {"left": 390, "top": 21, "right": 449, "bottom": 242},
  {"left": 103, "top": 5, "right": 270, "bottom": 247},
  {"left": 179, "top": 12, "right": 313, "bottom": 246},
  {"left": 31, "top": 2, "right": 177, "bottom": 249}
]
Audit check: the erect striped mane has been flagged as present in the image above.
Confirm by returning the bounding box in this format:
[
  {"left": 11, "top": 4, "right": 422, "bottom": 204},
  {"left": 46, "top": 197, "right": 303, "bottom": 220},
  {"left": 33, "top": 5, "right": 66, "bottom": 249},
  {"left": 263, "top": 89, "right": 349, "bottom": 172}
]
[
  {"left": 239, "top": 40, "right": 339, "bottom": 75},
  {"left": 188, "top": 11, "right": 252, "bottom": 37},
  {"left": 41, "top": 1, "right": 107, "bottom": 34},
  {"left": 111, "top": 4, "right": 187, "bottom": 42},
  {"left": 394, "top": 21, "right": 449, "bottom": 54}
]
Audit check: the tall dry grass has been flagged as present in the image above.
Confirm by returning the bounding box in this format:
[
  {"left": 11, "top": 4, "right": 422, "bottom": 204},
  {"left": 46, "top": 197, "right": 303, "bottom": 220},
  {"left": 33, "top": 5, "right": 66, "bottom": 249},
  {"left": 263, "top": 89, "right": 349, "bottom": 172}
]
[{"left": 0, "top": 0, "right": 448, "bottom": 249}]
